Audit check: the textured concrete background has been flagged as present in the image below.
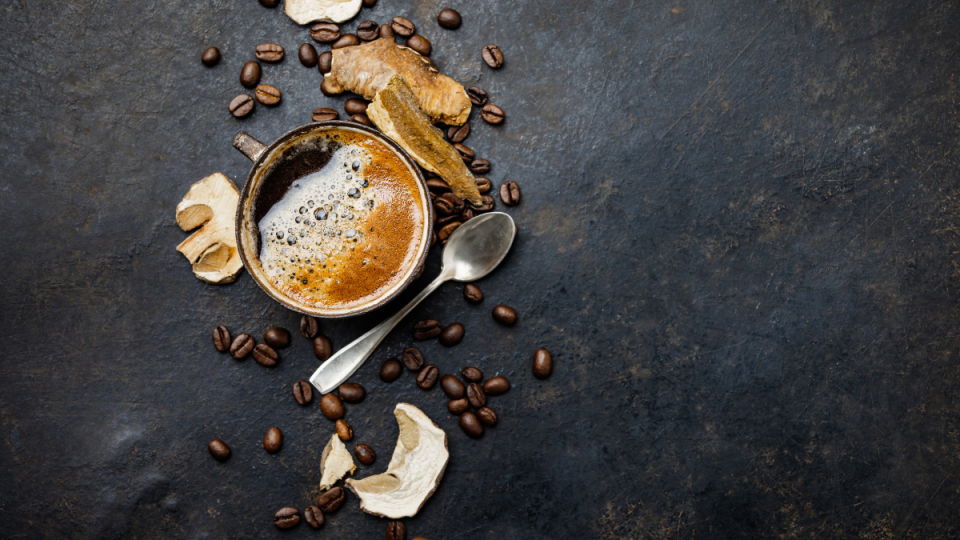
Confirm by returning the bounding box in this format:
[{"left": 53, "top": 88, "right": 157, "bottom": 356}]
[{"left": 2, "top": 0, "right": 960, "bottom": 537}]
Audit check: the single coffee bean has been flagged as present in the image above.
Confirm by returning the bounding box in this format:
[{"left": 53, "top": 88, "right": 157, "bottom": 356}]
[
  {"left": 255, "top": 84, "right": 281, "bottom": 106},
  {"left": 228, "top": 94, "right": 255, "bottom": 118},
  {"left": 438, "top": 222, "right": 462, "bottom": 242},
  {"left": 255, "top": 43, "right": 284, "bottom": 62},
  {"left": 406, "top": 34, "right": 432, "bottom": 56},
  {"left": 298, "top": 43, "right": 318, "bottom": 67},
  {"left": 258, "top": 0, "right": 279, "bottom": 6},
  {"left": 253, "top": 343, "right": 279, "bottom": 366},
  {"left": 357, "top": 20, "right": 379, "bottom": 41},
  {"left": 335, "top": 419, "right": 353, "bottom": 441},
  {"left": 273, "top": 507, "right": 299, "bottom": 529},
  {"left": 313, "top": 335, "right": 333, "bottom": 361},
  {"left": 391, "top": 16, "right": 415, "bottom": 37},
  {"left": 436, "top": 213, "right": 460, "bottom": 228},
  {"left": 492, "top": 304, "right": 518, "bottom": 325},
  {"left": 212, "top": 325, "right": 231, "bottom": 352},
  {"left": 320, "top": 79, "right": 336, "bottom": 96},
  {"left": 430, "top": 230, "right": 437, "bottom": 246},
  {"left": 317, "top": 487, "right": 345, "bottom": 512},
  {"left": 475, "top": 177, "right": 492, "bottom": 193},
  {"left": 470, "top": 194, "right": 496, "bottom": 212},
  {"left": 454, "top": 143, "right": 474, "bottom": 161},
  {"left": 460, "top": 207, "right": 476, "bottom": 222},
  {"left": 229, "top": 333, "right": 255, "bottom": 359},
  {"left": 362, "top": 0, "right": 377, "bottom": 6},
  {"left": 354, "top": 443, "right": 376, "bottom": 465},
  {"left": 264, "top": 327, "right": 290, "bottom": 348},
  {"left": 434, "top": 197, "right": 456, "bottom": 216},
  {"left": 311, "top": 22, "right": 341, "bottom": 43},
  {"left": 439, "top": 322, "right": 464, "bottom": 346},
  {"left": 300, "top": 315, "right": 319, "bottom": 338},
  {"left": 338, "top": 382, "right": 366, "bottom": 403},
  {"left": 459, "top": 411, "right": 484, "bottom": 438},
  {"left": 448, "top": 398, "right": 469, "bottom": 415},
  {"left": 380, "top": 358, "right": 403, "bottom": 382},
  {"left": 413, "top": 319, "right": 442, "bottom": 339},
  {"left": 318, "top": 51, "right": 333, "bottom": 74},
  {"left": 332, "top": 34, "right": 360, "bottom": 49},
  {"left": 201, "top": 46, "right": 220, "bottom": 67},
  {"left": 386, "top": 520, "right": 406, "bottom": 540},
  {"left": 483, "top": 375, "right": 510, "bottom": 395},
  {"left": 463, "top": 284, "right": 483, "bottom": 304},
  {"left": 440, "top": 374, "right": 466, "bottom": 399},
  {"left": 477, "top": 406, "right": 498, "bottom": 426},
  {"left": 462, "top": 366, "right": 483, "bottom": 382},
  {"left": 417, "top": 364, "right": 439, "bottom": 389},
  {"left": 293, "top": 380, "right": 313, "bottom": 405},
  {"left": 481, "top": 104, "right": 505, "bottom": 124},
  {"left": 499, "top": 180, "right": 521, "bottom": 206},
  {"left": 320, "top": 393, "right": 345, "bottom": 420},
  {"left": 437, "top": 8, "right": 462, "bottom": 29},
  {"left": 312, "top": 107, "right": 339, "bottom": 121},
  {"left": 401, "top": 347, "right": 424, "bottom": 371},
  {"left": 533, "top": 348, "right": 553, "bottom": 379},
  {"left": 447, "top": 123, "right": 470, "bottom": 143},
  {"left": 263, "top": 427, "right": 283, "bottom": 453},
  {"left": 441, "top": 192, "right": 465, "bottom": 212},
  {"left": 466, "top": 86, "right": 488, "bottom": 106},
  {"left": 470, "top": 159, "right": 490, "bottom": 174},
  {"left": 344, "top": 98, "right": 369, "bottom": 115},
  {"left": 466, "top": 382, "right": 486, "bottom": 408},
  {"left": 240, "top": 61, "right": 261, "bottom": 88},
  {"left": 208, "top": 439, "right": 230, "bottom": 461},
  {"left": 482, "top": 44, "right": 504, "bottom": 68},
  {"left": 304, "top": 505, "right": 324, "bottom": 529},
  {"left": 379, "top": 24, "right": 395, "bottom": 40},
  {"left": 350, "top": 113, "right": 373, "bottom": 126}
]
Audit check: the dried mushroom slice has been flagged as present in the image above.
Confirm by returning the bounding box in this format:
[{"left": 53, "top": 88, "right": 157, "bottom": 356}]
[
  {"left": 284, "top": 0, "right": 361, "bottom": 24},
  {"left": 320, "top": 433, "right": 357, "bottom": 490},
  {"left": 175, "top": 173, "right": 243, "bottom": 284}
]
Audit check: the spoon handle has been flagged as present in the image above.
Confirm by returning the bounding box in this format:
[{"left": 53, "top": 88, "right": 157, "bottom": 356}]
[{"left": 309, "top": 272, "right": 450, "bottom": 394}]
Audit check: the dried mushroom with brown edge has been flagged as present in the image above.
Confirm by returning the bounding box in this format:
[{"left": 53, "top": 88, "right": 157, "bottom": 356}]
[
  {"left": 346, "top": 403, "right": 449, "bottom": 518},
  {"left": 175, "top": 173, "right": 243, "bottom": 284},
  {"left": 320, "top": 433, "right": 357, "bottom": 490},
  {"left": 284, "top": 0, "right": 361, "bottom": 24}
]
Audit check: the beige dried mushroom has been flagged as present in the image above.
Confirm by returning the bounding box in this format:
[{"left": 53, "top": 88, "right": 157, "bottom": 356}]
[
  {"left": 284, "top": 0, "right": 361, "bottom": 24},
  {"left": 320, "top": 433, "right": 357, "bottom": 490},
  {"left": 175, "top": 173, "right": 243, "bottom": 284}
]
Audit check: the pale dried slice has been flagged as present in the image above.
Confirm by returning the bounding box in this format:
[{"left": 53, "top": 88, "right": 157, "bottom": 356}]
[
  {"left": 367, "top": 75, "right": 481, "bottom": 205},
  {"left": 346, "top": 403, "right": 449, "bottom": 519},
  {"left": 284, "top": 0, "right": 361, "bottom": 24},
  {"left": 324, "top": 38, "right": 471, "bottom": 126},
  {"left": 320, "top": 433, "right": 357, "bottom": 490},
  {"left": 175, "top": 173, "right": 243, "bottom": 284}
]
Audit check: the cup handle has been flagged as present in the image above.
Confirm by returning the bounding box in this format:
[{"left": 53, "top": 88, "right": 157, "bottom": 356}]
[{"left": 233, "top": 131, "right": 266, "bottom": 162}]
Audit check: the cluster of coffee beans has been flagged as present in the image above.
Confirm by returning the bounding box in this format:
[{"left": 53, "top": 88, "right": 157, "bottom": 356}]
[
  {"left": 272, "top": 485, "right": 347, "bottom": 530},
  {"left": 212, "top": 324, "right": 290, "bottom": 366}
]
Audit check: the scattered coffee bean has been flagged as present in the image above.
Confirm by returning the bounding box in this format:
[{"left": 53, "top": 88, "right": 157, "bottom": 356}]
[
  {"left": 311, "top": 22, "right": 341, "bottom": 43},
  {"left": 264, "top": 327, "right": 290, "bottom": 348},
  {"left": 407, "top": 35, "right": 432, "bottom": 56},
  {"left": 255, "top": 43, "right": 284, "bottom": 62},
  {"left": 417, "top": 364, "right": 439, "bottom": 389},
  {"left": 492, "top": 304, "right": 518, "bottom": 325},
  {"left": 320, "top": 393, "right": 345, "bottom": 420},
  {"left": 258, "top": 0, "right": 278, "bottom": 6},
  {"left": 437, "top": 8, "right": 462, "bottom": 29},
  {"left": 459, "top": 411, "right": 484, "bottom": 437},
  {"left": 240, "top": 61, "right": 261, "bottom": 88},
  {"left": 440, "top": 374, "right": 466, "bottom": 399},
  {"left": 318, "top": 51, "right": 333, "bottom": 74},
  {"left": 481, "top": 104, "right": 505, "bottom": 124},
  {"left": 454, "top": 143, "right": 474, "bottom": 161},
  {"left": 447, "top": 123, "right": 470, "bottom": 143},
  {"left": 532, "top": 348, "right": 553, "bottom": 379},
  {"left": 466, "top": 86, "right": 488, "bottom": 106},
  {"left": 430, "top": 230, "right": 437, "bottom": 246},
  {"left": 499, "top": 180, "right": 520, "bottom": 205},
  {"left": 466, "top": 382, "right": 486, "bottom": 408},
  {"left": 463, "top": 284, "right": 483, "bottom": 304},
  {"left": 255, "top": 84, "right": 281, "bottom": 106},
  {"left": 434, "top": 197, "right": 456, "bottom": 216},
  {"left": 441, "top": 192, "right": 465, "bottom": 212},
  {"left": 313, "top": 335, "right": 333, "bottom": 361},
  {"left": 386, "top": 520, "right": 406, "bottom": 540},
  {"left": 461, "top": 207, "right": 476, "bottom": 222},
  {"left": 304, "top": 505, "right": 324, "bottom": 529},
  {"left": 483, "top": 375, "right": 510, "bottom": 395},
  {"left": 357, "top": 20, "right": 379, "bottom": 41},
  {"left": 344, "top": 98, "right": 368, "bottom": 115},
  {"left": 332, "top": 34, "right": 360, "bottom": 49},
  {"left": 273, "top": 507, "right": 299, "bottom": 529},
  {"left": 293, "top": 380, "right": 313, "bottom": 405},
  {"left": 482, "top": 44, "right": 504, "bottom": 68},
  {"left": 439, "top": 322, "right": 465, "bottom": 346},
  {"left": 300, "top": 315, "right": 319, "bottom": 338},
  {"left": 208, "top": 439, "right": 230, "bottom": 461},
  {"left": 350, "top": 113, "right": 373, "bottom": 126},
  {"left": 312, "top": 107, "right": 339, "bottom": 121},
  {"left": 201, "top": 46, "right": 220, "bottom": 67},
  {"left": 298, "top": 43, "right": 318, "bottom": 67},
  {"left": 438, "top": 222, "right": 462, "bottom": 242},
  {"left": 477, "top": 406, "right": 498, "bottom": 426},
  {"left": 391, "top": 16, "right": 415, "bottom": 37},
  {"left": 436, "top": 213, "right": 460, "bottom": 228},
  {"left": 380, "top": 358, "right": 403, "bottom": 382},
  {"left": 362, "top": 0, "right": 377, "bottom": 6},
  {"left": 402, "top": 347, "right": 424, "bottom": 371},
  {"left": 475, "top": 177, "right": 492, "bottom": 193},
  {"left": 335, "top": 419, "right": 353, "bottom": 441},
  {"left": 470, "top": 159, "right": 490, "bottom": 174},
  {"left": 229, "top": 333, "right": 255, "bottom": 359},
  {"left": 448, "top": 398, "right": 469, "bottom": 414},
  {"left": 413, "top": 319, "right": 442, "bottom": 339},
  {"left": 264, "top": 427, "right": 283, "bottom": 453},
  {"left": 462, "top": 366, "right": 483, "bottom": 382},
  {"left": 355, "top": 443, "right": 376, "bottom": 465},
  {"left": 338, "top": 382, "right": 366, "bottom": 403},
  {"left": 253, "top": 343, "right": 279, "bottom": 366},
  {"left": 228, "top": 94, "right": 255, "bottom": 118},
  {"left": 470, "top": 194, "right": 496, "bottom": 212},
  {"left": 317, "top": 487, "right": 345, "bottom": 512},
  {"left": 379, "top": 23, "right": 395, "bottom": 40},
  {"left": 212, "top": 325, "right": 231, "bottom": 352},
  {"left": 321, "top": 79, "right": 336, "bottom": 96}
]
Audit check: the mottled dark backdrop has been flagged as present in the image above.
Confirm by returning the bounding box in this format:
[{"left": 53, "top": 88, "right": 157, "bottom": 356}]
[{"left": 2, "top": 0, "right": 960, "bottom": 537}]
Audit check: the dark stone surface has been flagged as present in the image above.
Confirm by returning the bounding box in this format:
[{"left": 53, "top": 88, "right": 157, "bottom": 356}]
[{"left": 2, "top": 0, "right": 960, "bottom": 537}]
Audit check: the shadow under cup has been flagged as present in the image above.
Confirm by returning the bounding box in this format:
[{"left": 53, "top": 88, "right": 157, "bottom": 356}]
[{"left": 234, "top": 122, "right": 433, "bottom": 318}]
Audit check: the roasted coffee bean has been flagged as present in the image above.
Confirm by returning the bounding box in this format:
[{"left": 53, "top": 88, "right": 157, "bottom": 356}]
[
  {"left": 379, "top": 23, "right": 395, "bottom": 40},
  {"left": 434, "top": 197, "right": 456, "bottom": 216},
  {"left": 492, "top": 304, "right": 518, "bottom": 325},
  {"left": 454, "top": 143, "right": 474, "bottom": 161},
  {"left": 470, "top": 159, "right": 490, "bottom": 174},
  {"left": 462, "top": 366, "right": 483, "bottom": 382},
  {"left": 264, "top": 427, "right": 283, "bottom": 453},
  {"left": 335, "top": 419, "right": 353, "bottom": 441},
  {"left": 318, "top": 51, "right": 333, "bottom": 74},
  {"left": 477, "top": 406, "right": 498, "bottom": 426},
  {"left": 448, "top": 398, "right": 469, "bottom": 415},
  {"left": 460, "top": 207, "right": 476, "bottom": 222},
  {"left": 441, "top": 192, "right": 465, "bottom": 212},
  {"left": 362, "top": 0, "right": 377, "bottom": 6},
  {"left": 470, "top": 194, "right": 496, "bottom": 212},
  {"left": 274, "top": 507, "right": 299, "bottom": 529},
  {"left": 208, "top": 439, "right": 230, "bottom": 461},
  {"left": 332, "top": 34, "right": 360, "bottom": 49},
  {"left": 264, "top": 327, "right": 290, "bottom": 348},
  {"left": 447, "top": 123, "right": 470, "bottom": 143},
  {"left": 312, "top": 107, "right": 339, "bottom": 121},
  {"left": 300, "top": 316, "right": 319, "bottom": 338},
  {"left": 391, "top": 16, "right": 415, "bottom": 37},
  {"left": 481, "top": 104, "right": 505, "bottom": 124},
  {"left": 466, "top": 382, "right": 486, "bottom": 407},
  {"left": 212, "top": 325, "right": 231, "bottom": 352},
  {"left": 229, "top": 333, "right": 255, "bottom": 358},
  {"left": 439, "top": 322, "right": 465, "bottom": 346},
  {"left": 201, "top": 46, "right": 220, "bottom": 67},
  {"left": 462, "top": 283, "right": 483, "bottom": 304},
  {"left": 440, "top": 374, "right": 465, "bottom": 399},
  {"left": 459, "top": 411, "right": 484, "bottom": 438},
  {"left": 320, "top": 393, "right": 345, "bottom": 420},
  {"left": 401, "top": 347, "right": 424, "bottom": 371},
  {"left": 338, "top": 382, "right": 366, "bottom": 403},
  {"left": 483, "top": 375, "right": 510, "bottom": 395},
  {"left": 437, "top": 8, "right": 462, "bottom": 29},
  {"left": 228, "top": 94, "right": 255, "bottom": 117},
  {"left": 482, "top": 44, "right": 504, "bottom": 68},
  {"left": 298, "top": 43, "right": 318, "bottom": 67},
  {"left": 436, "top": 213, "right": 460, "bottom": 228},
  {"left": 380, "top": 358, "right": 403, "bottom": 382},
  {"left": 532, "top": 348, "right": 553, "bottom": 379},
  {"left": 417, "top": 364, "right": 439, "bottom": 389},
  {"left": 240, "top": 61, "right": 261, "bottom": 88},
  {"left": 255, "top": 43, "right": 284, "bottom": 62},
  {"left": 293, "top": 380, "right": 313, "bottom": 405},
  {"left": 386, "top": 520, "right": 406, "bottom": 540},
  {"left": 438, "top": 222, "right": 462, "bottom": 242},
  {"left": 413, "top": 319, "right": 442, "bottom": 339},
  {"left": 430, "top": 229, "right": 437, "bottom": 246},
  {"left": 253, "top": 343, "right": 279, "bottom": 366},
  {"left": 499, "top": 180, "right": 520, "bottom": 206},
  {"left": 357, "top": 20, "right": 379, "bottom": 41},
  {"left": 354, "top": 443, "right": 376, "bottom": 465},
  {"left": 316, "top": 487, "right": 345, "bottom": 513},
  {"left": 466, "top": 86, "right": 488, "bottom": 106},
  {"left": 313, "top": 335, "right": 333, "bottom": 361},
  {"left": 475, "top": 177, "right": 492, "bottom": 193},
  {"left": 350, "top": 113, "right": 373, "bottom": 126},
  {"left": 304, "top": 505, "right": 324, "bottom": 529},
  {"left": 311, "top": 22, "right": 341, "bottom": 43},
  {"left": 407, "top": 35, "right": 432, "bottom": 56},
  {"left": 255, "top": 84, "right": 281, "bottom": 105},
  {"left": 344, "top": 97, "right": 369, "bottom": 115},
  {"left": 321, "top": 78, "right": 336, "bottom": 96},
  {"left": 258, "top": 0, "right": 278, "bottom": 6}
]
